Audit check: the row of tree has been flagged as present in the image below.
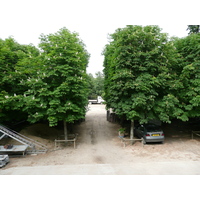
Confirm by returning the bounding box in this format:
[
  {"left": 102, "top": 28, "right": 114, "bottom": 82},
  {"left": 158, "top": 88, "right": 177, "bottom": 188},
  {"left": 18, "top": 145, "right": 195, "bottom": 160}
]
[
  {"left": 87, "top": 71, "right": 104, "bottom": 99},
  {"left": 1, "top": 25, "right": 199, "bottom": 139},
  {"left": 0, "top": 28, "right": 90, "bottom": 139},
  {"left": 103, "top": 25, "right": 200, "bottom": 138}
]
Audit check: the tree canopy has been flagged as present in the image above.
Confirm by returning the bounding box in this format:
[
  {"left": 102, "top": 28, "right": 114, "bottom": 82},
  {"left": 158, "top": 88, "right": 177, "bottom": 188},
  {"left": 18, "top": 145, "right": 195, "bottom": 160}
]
[
  {"left": 87, "top": 71, "right": 104, "bottom": 99},
  {"left": 187, "top": 25, "right": 200, "bottom": 34},
  {"left": 0, "top": 28, "right": 90, "bottom": 130},
  {"left": 173, "top": 33, "right": 200, "bottom": 120},
  {"left": 0, "top": 37, "right": 40, "bottom": 123},
  {"left": 1, "top": 25, "right": 199, "bottom": 136},
  {"left": 103, "top": 25, "right": 200, "bottom": 130}
]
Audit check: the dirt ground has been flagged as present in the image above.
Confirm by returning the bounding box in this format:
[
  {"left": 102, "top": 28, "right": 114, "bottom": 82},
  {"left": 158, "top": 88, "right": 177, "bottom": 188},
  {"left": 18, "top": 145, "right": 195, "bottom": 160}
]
[{"left": 2, "top": 104, "right": 200, "bottom": 170}]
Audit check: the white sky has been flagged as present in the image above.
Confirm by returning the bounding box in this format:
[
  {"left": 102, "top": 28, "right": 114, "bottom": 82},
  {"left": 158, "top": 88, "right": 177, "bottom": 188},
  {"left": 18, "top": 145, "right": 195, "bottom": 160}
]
[{"left": 1, "top": 0, "right": 198, "bottom": 76}]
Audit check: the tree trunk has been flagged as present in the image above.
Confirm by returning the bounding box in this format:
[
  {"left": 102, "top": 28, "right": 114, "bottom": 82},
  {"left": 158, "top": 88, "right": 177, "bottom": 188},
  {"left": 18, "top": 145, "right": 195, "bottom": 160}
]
[
  {"left": 64, "top": 120, "right": 68, "bottom": 142},
  {"left": 130, "top": 120, "right": 134, "bottom": 144},
  {"left": 107, "top": 110, "right": 110, "bottom": 121}
]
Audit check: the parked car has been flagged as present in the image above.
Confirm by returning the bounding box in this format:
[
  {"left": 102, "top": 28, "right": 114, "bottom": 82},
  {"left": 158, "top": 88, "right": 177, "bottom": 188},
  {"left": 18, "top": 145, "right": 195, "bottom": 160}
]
[
  {"left": 134, "top": 123, "right": 164, "bottom": 144},
  {"left": 0, "top": 154, "right": 9, "bottom": 168}
]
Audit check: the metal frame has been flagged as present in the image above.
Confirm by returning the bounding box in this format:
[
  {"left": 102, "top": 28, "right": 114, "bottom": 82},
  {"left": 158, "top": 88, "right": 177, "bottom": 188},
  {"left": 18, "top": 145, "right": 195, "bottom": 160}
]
[
  {"left": 54, "top": 134, "right": 78, "bottom": 149},
  {"left": 0, "top": 125, "right": 47, "bottom": 154},
  {"left": 118, "top": 131, "right": 144, "bottom": 147},
  {"left": 191, "top": 131, "right": 200, "bottom": 139}
]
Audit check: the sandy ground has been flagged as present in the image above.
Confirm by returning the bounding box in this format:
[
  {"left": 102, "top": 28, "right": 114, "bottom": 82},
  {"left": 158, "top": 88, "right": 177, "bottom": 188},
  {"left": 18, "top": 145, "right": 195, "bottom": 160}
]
[{"left": 1, "top": 105, "right": 200, "bottom": 174}]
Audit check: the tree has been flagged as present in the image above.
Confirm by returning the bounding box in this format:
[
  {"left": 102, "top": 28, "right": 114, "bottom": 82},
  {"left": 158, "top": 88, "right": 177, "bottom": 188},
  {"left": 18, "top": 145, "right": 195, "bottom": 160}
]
[
  {"left": 0, "top": 28, "right": 90, "bottom": 141},
  {"left": 94, "top": 71, "right": 104, "bottom": 97},
  {"left": 87, "top": 71, "right": 104, "bottom": 99},
  {"left": 173, "top": 33, "right": 200, "bottom": 120},
  {"left": 187, "top": 25, "right": 200, "bottom": 34},
  {"left": 23, "top": 27, "right": 90, "bottom": 140},
  {"left": 0, "top": 37, "right": 40, "bottom": 124},
  {"left": 87, "top": 73, "right": 96, "bottom": 99},
  {"left": 103, "top": 25, "right": 179, "bottom": 138}
]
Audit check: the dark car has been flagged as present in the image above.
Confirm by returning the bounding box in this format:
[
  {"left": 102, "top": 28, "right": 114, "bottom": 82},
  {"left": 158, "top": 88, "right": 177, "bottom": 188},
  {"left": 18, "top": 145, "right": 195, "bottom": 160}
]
[{"left": 134, "top": 123, "right": 164, "bottom": 144}]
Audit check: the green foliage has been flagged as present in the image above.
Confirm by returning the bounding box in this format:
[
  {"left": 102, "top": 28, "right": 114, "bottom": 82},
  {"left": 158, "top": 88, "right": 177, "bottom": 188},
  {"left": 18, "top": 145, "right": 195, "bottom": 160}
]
[
  {"left": 26, "top": 27, "right": 90, "bottom": 126},
  {"left": 187, "top": 25, "right": 200, "bottom": 34},
  {"left": 173, "top": 33, "right": 200, "bottom": 119},
  {"left": 103, "top": 25, "right": 181, "bottom": 124},
  {"left": 0, "top": 37, "right": 40, "bottom": 123},
  {"left": 0, "top": 28, "right": 90, "bottom": 127},
  {"left": 87, "top": 71, "right": 104, "bottom": 99}
]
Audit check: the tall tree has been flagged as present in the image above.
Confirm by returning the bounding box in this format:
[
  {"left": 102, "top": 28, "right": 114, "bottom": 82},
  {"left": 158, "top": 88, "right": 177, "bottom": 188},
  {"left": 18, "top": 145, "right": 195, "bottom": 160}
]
[
  {"left": 103, "top": 25, "right": 179, "bottom": 138},
  {"left": 173, "top": 33, "right": 200, "bottom": 120},
  {"left": 0, "top": 28, "right": 90, "bottom": 141},
  {"left": 23, "top": 27, "right": 90, "bottom": 140}
]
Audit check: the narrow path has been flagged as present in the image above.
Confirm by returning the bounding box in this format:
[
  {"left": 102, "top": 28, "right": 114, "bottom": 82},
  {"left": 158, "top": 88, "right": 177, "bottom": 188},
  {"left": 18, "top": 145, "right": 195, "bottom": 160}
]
[{"left": 72, "top": 104, "right": 128, "bottom": 165}]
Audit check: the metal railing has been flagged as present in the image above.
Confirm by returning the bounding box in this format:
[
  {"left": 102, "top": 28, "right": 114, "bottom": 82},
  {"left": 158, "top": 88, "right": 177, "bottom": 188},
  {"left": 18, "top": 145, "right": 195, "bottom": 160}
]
[
  {"left": 54, "top": 133, "right": 78, "bottom": 149},
  {"left": 118, "top": 131, "right": 144, "bottom": 147},
  {"left": 0, "top": 124, "right": 47, "bottom": 154}
]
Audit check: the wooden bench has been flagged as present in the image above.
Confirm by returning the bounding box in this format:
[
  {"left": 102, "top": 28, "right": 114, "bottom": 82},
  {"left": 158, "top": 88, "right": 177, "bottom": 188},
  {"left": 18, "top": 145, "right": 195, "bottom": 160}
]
[{"left": 118, "top": 132, "right": 144, "bottom": 147}]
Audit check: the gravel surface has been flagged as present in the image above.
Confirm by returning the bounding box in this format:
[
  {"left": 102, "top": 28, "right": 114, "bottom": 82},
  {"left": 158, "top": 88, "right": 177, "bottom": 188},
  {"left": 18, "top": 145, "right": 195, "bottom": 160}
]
[{"left": 1, "top": 104, "right": 200, "bottom": 175}]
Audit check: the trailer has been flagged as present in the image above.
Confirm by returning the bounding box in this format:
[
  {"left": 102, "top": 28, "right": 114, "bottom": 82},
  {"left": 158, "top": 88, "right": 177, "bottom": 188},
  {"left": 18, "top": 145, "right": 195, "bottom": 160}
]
[
  {"left": 88, "top": 96, "right": 104, "bottom": 104},
  {"left": 0, "top": 145, "right": 28, "bottom": 156}
]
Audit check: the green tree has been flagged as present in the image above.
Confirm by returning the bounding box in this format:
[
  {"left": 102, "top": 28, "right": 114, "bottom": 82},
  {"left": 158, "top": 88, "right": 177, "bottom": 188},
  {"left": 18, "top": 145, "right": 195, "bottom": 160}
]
[
  {"left": 87, "top": 73, "right": 96, "bottom": 99},
  {"left": 103, "top": 25, "right": 179, "bottom": 138},
  {"left": 173, "top": 33, "right": 200, "bottom": 120},
  {"left": 0, "top": 28, "right": 90, "bottom": 141},
  {"left": 0, "top": 37, "right": 40, "bottom": 123},
  {"left": 187, "top": 25, "right": 200, "bottom": 34},
  {"left": 94, "top": 71, "right": 104, "bottom": 97},
  {"left": 87, "top": 71, "right": 104, "bottom": 99},
  {"left": 21, "top": 27, "right": 90, "bottom": 140}
]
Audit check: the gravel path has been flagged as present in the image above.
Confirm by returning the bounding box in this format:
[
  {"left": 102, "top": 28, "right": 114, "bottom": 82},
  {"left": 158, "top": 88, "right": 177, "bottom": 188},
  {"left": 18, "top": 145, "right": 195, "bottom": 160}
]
[{"left": 1, "top": 104, "right": 200, "bottom": 174}]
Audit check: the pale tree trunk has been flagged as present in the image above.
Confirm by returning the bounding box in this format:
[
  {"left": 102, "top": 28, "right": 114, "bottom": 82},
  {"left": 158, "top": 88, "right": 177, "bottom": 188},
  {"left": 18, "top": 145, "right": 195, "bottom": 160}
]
[
  {"left": 130, "top": 120, "right": 134, "bottom": 144},
  {"left": 63, "top": 120, "right": 68, "bottom": 141}
]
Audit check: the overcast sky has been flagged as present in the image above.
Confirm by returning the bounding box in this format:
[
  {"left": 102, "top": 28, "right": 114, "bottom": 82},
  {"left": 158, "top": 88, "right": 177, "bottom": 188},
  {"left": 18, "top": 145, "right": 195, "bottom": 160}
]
[{"left": 1, "top": 0, "right": 198, "bottom": 75}]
